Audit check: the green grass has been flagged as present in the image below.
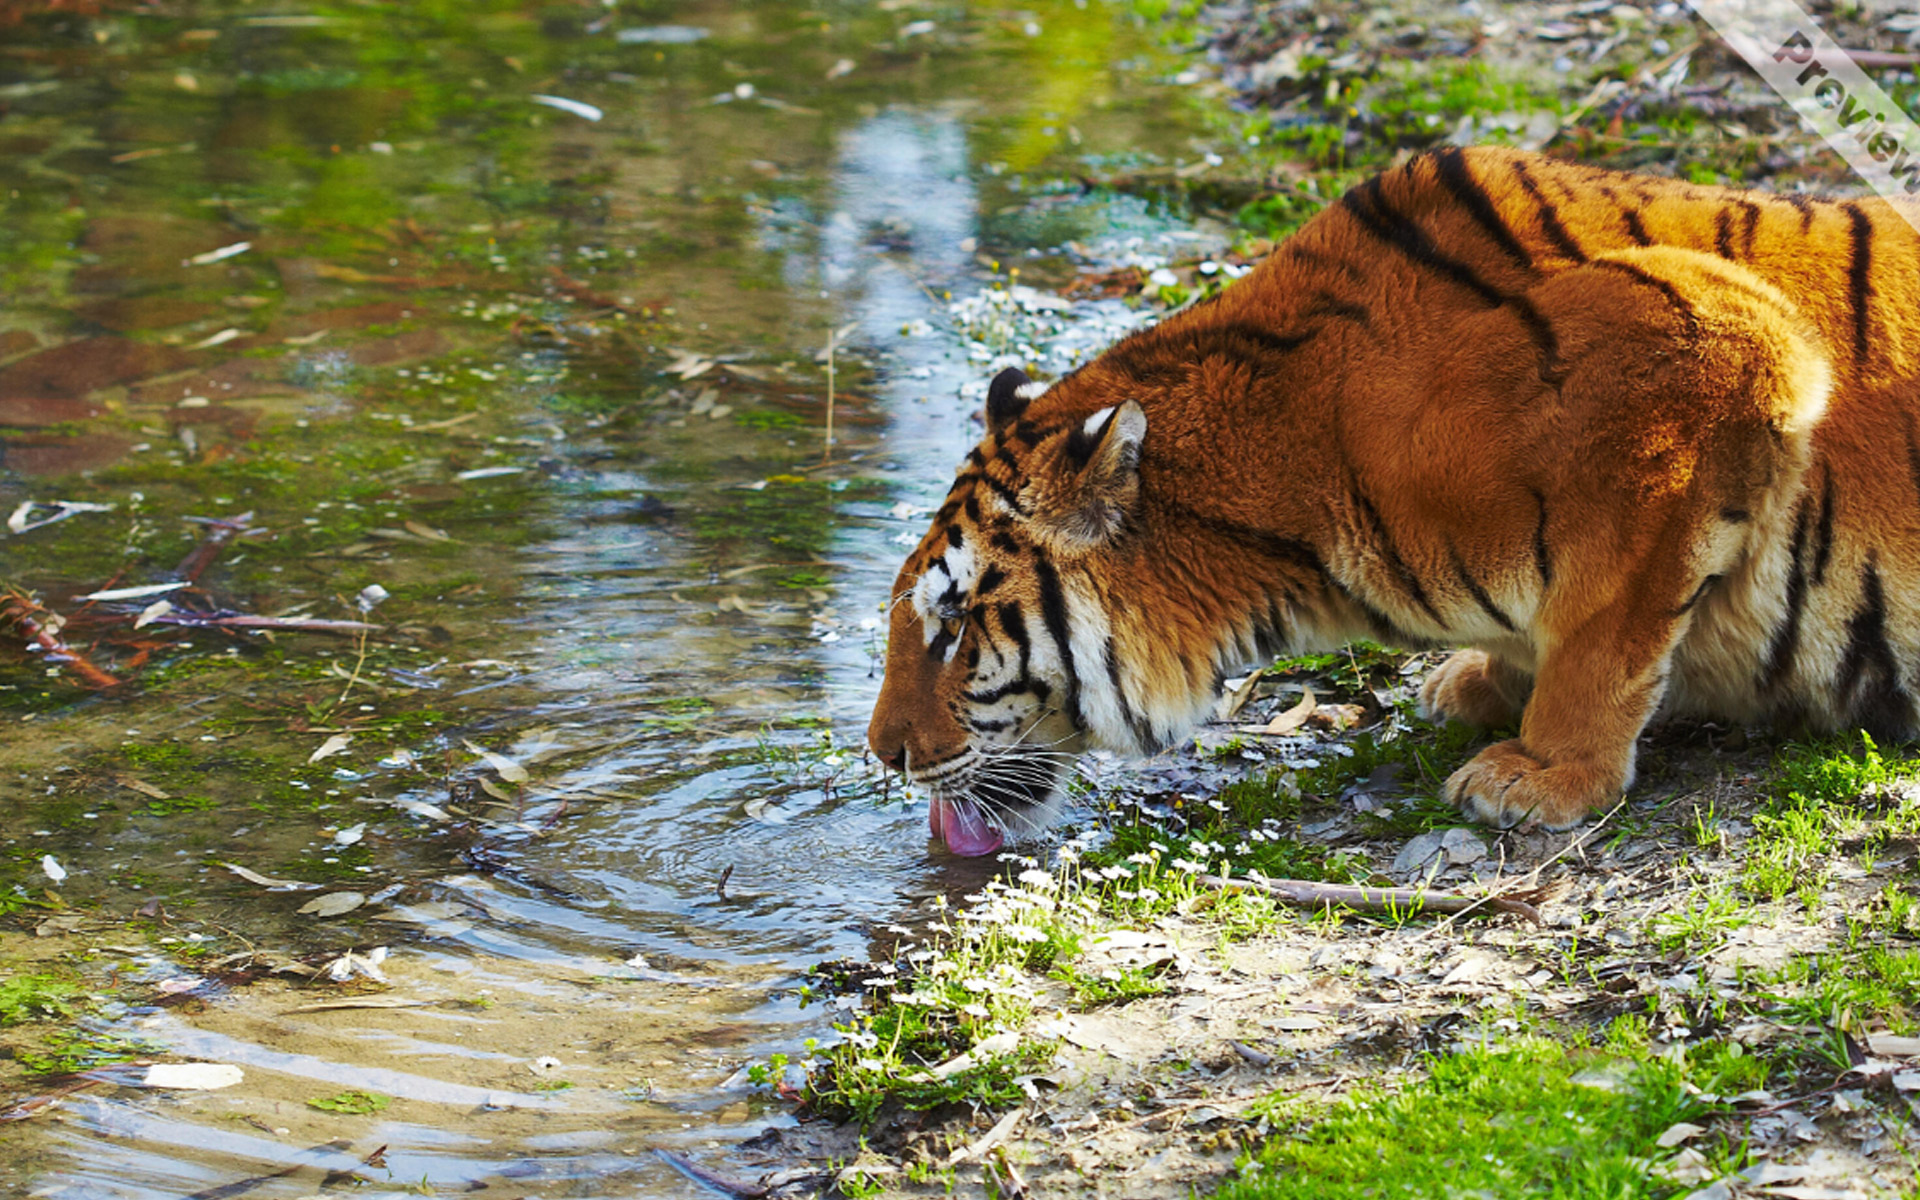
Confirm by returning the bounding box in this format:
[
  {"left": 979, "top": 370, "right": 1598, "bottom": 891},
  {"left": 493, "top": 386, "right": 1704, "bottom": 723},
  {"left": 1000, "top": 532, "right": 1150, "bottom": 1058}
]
[
  {"left": 1744, "top": 735, "right": 1920, "bottom": 901},
  {"left": 14, "top": 1028, "right": 160, "bottom": 1077},
  {"left": 1222, "top": 1039, "right": 1711, "bottom": 1199},
  {"left": 0, "top": 974, "right": 81, "bottom": 1026},
  {"left": 1769, "top": 947, "right": 1920, "bottom": 1036}
]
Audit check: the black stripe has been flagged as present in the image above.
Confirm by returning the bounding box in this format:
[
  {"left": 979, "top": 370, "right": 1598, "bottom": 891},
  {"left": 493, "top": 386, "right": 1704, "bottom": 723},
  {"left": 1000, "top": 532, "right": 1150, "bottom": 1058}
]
[
  {"left": 990, "top": 532, "right": 1019, "bottom": 554},
  {"left": 1531, "top": 489, "right": 1554, "bottom": 588},
  {"left": 1033, "top": 557, "right": 1081, "bottom": 729},
  {"left": 1341, "top": 176, "right": 1563, "bottom": 385},
  {"left": 1325, "top": 575, "right": 1432, "bottom": 649},
  {"left": 1763, "top": 500, "right": 1812, "bottom": 688},
  {"left": 1714, "top": 208, "right": 1735, "bottom": 260},
  {"left": 1213, "top": 321, "right": 1320, "bottom": 357},
  {"left": 1286, "top": 242, "right": 1371, "bottom": 284},
  {"left": 1905, "top": 411, "right": 1920, "bottom": 504},
  {"left": 1448, "top": 544, "right": 1516, "bottom": 632},
  {"left": 1721, "top": 507, "right": 1751, "bottom": 523},
  {"left": 1845, "top": 202, "right": 1874, "bottom": 367},
  {"left": 945, "top": 524, "right": 964, "bottom": 548},
  {"left": 1675, "top": 573, "right": 1723, "bottom": 617},
  {"left": 1739, "top": 200, "right": 1762, "bottom": 258},
  {"left": 1591, "top": 258, "right": 1700, "bottom": 339},
  {"left": 1160, "top": 501, "right": 1330, "bottom": 584},
  {"left": 927, "top": 627, "right": 956, "bottom": 660},
  {"left": 963, "top": 677, "right": 1048, "bottom": 705},
  {"left": 1304, "top": 292, "right": 1372, "bottom": 327},
  {"left": 1811, "top": 466, "right": 1835, "bottom": 587},
  {"left": 962, "top": 495, "right": 981, "bottom": 523},
  {"left": 1786, "top": 193, "right": 1817, "bottom": 233},
  {"left": 1621, "top": 206, "right": 1652, "bottom": 247},
  {"left": 1102, "top": 637, "right": 1156, "bottom": 750},
  {"left": 1355, "top": 490, "right": 1447, "bottom": 629},
  {"left": 1512, "top": 159, "right": 1586, "bottom": 262},
  {"left": 979, "top": 472, "right": 1027, "bottom": 516},
  {"left": 1064, "top": 408, "right": 1116, "bottom": 468},
  {"left": 996, "top": 601, "right": 1031, "bottom": 676},
  {"left": 977, "top": 565, "right": 1006, "bottom": 595},
  {"left": 1835, "top": 557, "right": 1910, "bottom": 741},
  {"left": 1097, "top": 320, "right": 1316, "bottom": 388},
  {"left": 1433, "top": 146, "right": 1532, "bottom": 268}
]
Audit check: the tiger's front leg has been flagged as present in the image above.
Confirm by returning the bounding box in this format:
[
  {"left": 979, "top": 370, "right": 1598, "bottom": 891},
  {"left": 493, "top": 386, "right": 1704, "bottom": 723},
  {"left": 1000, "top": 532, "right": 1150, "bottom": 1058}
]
[{"left": 1442, "top": 510, "right": 1710, "bottom": 829}]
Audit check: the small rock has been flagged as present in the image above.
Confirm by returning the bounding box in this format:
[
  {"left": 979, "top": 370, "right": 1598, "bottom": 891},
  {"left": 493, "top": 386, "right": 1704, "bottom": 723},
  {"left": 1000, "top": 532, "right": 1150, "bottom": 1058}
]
[
  {"left": 1440, "top": 827, "right": 1487, "bottom": 866},
  {"left": 1393, "top": 831, "right": 1447, "bottom": 875}
]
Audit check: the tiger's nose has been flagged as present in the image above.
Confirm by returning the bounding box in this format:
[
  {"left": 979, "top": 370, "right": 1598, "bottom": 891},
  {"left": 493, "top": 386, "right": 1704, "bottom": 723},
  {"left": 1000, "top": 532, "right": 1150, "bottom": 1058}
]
[
  {"left": 867, "top": 713, "right": 908, "bottom": 773},
  {"left": 868, "top": 732, "right": 905, "bottom": 773}
]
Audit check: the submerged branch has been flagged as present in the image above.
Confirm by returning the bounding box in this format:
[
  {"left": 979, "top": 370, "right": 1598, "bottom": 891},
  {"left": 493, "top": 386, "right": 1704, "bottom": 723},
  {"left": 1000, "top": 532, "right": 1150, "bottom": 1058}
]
[{"left": 0, "top": 589, "right": 122, "bottom": 689}]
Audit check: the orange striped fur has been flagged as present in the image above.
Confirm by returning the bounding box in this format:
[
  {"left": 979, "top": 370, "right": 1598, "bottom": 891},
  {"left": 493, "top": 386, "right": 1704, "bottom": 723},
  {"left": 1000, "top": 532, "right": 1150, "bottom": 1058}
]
[{"left": 869, "top": 146, "right": 1920, "bottom": 853}]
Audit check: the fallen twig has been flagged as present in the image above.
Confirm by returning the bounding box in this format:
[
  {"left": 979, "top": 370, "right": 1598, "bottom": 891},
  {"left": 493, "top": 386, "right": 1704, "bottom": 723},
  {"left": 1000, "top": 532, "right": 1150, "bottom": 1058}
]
[
  {"left": 0, "top": 1074, "right": 105, "bottom": 1121},
  {"left": 1415, "top": 796, "right": 1627, "bottom": 941},
  {"left": 654, "top": 1149, "right": 769, "bottom": 1199},
  {"left": 1199, "top": 873, "right": 1541, "bottom": 924},
  {"left": 0, "top": 589, "right": 122, "bottom": 688},
  {"left": 174, "top": 512, "right": 258, "bottom": 583},
  {"left": 139, "top": 612, "right": 381, "bottom": 635}
]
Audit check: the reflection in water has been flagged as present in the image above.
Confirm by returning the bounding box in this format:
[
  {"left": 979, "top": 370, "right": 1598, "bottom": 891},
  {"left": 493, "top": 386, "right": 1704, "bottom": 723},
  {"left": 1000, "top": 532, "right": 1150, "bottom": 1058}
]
[{"left": 0, "top": 1, "right": 1207, "bottom": 1194}]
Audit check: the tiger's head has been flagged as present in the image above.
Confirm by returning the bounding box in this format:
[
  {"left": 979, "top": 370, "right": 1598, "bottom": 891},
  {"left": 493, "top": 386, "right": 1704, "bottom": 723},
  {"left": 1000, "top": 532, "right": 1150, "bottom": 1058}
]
[{"left": 867, "top": 365, "right": 1217, "bottom": 857}]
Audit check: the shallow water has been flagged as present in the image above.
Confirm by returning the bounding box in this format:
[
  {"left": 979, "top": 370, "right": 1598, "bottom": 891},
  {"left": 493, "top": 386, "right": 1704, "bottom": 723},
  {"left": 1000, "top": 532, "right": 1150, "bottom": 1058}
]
[{"left": 0, "top": 1, "right": 1237, "bottom": 1193}]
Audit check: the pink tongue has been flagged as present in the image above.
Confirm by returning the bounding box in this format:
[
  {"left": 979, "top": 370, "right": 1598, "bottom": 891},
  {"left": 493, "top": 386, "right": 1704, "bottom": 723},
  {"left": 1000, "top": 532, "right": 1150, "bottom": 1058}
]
[{"left": 930, "top": 797, "right": 1004, "bottom": 857}]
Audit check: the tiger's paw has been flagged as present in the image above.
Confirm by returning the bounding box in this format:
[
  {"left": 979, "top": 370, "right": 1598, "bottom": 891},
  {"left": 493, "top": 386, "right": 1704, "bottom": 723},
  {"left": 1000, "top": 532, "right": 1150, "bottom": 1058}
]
[
  {"left": 1418, "top": 650, "right": 1524, "bottom": 728},
  {"left": 1443, "top": 739, "right": 1617, "bottom": 830}
]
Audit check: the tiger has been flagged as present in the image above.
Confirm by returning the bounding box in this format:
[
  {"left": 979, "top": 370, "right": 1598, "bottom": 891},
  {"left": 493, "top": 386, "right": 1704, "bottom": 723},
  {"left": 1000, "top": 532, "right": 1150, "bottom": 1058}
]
[{"left": 868, "top": 144, "right": 1920, "bottom": 857}]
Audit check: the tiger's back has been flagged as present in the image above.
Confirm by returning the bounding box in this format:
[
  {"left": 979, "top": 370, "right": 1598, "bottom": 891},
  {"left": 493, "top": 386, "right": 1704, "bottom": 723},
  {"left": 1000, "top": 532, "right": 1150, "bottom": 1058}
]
[{"left": 870, "top": 147, "right": 1920, "bottom": 852}]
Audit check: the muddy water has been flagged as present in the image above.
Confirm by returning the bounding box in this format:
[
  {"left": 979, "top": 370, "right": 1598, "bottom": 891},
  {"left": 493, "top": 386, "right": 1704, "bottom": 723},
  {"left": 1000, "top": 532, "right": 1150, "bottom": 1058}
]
[{"left": 0, "top": 1, "right": 1234, "bottom": 1194}]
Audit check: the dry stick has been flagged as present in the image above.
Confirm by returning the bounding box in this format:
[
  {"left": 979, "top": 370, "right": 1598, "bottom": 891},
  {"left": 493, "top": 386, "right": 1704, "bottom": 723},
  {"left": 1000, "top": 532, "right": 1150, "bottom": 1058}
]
[
  {"left": 1198, "top": 873, "right": 1542, "bottom": 925},
  {"left": 141, "top": 613, "right": 380, "bottom": 634},
  {"left": 1414, "top": 796, "right": 1629, "bottom": 942}
]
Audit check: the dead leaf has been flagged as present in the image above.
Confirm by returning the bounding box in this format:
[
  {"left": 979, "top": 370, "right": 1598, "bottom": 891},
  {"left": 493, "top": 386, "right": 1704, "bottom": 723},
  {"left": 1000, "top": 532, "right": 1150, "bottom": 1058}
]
[
  {"left": 7, "top": 500, "right": 115, "bottom": 535},
  {"left": 1867, "top": 1034, "right": 1920, "bottom": 1058},
  {"left": 309, "top": 733, "right": 353, "bottom": 763},
  {"left": 1241, "top": 687, "right": 1315, "bottom": 736},
  {"left": 133, "top": 599, "right": 173, "bottom": 629},
  {"left": 1656, "top": 1122, "right": 1704, "bottom": 1148},
  {"left": 298, "top": 891, "right": 367, "bottom": 918},
  {"left": 223, "top": 862, "right": 321, "bottom": 891},
  {"left": 403, "top": 520, "right": 453, "bottom": 542},
  {"left": 1304, "top": 702, "right": 1365, "bottom": 731},
  {"left": 663, "top": 349, "right": 715, "bottom": 379},
  {"left": 1215, "top": 673, "right": 1261, "bottom": 721},
  {"left": 464, "top": 740, "right": 530, "bottom": 783},
  {"left": 115, "top": 776, "right": 171, "bottom": 800}
]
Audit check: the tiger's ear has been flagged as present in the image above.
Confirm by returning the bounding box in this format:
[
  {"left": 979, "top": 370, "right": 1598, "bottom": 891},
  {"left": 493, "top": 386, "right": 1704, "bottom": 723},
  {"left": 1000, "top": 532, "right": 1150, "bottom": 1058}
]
[
  {"left": 1033, "top": 401, "right": 1147, "bottom": 550},
  {"left": 986, "top": 366, "right": 1041, "bottom": 433}
]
